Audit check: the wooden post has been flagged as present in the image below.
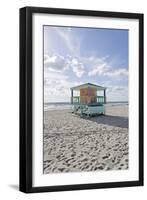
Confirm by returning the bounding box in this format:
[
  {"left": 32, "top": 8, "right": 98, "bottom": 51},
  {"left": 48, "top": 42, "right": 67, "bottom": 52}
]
[
  {"left": 104, "top": 89, "right": 106, "bottom": 104},
  {"left": 71, "top": 89, "right": 73, "bottom": 104}
]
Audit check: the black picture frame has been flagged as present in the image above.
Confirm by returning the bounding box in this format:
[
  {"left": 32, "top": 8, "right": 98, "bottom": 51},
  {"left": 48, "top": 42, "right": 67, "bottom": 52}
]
[{"left": 19, "top": 6, "right": 144, "bottom": 193}]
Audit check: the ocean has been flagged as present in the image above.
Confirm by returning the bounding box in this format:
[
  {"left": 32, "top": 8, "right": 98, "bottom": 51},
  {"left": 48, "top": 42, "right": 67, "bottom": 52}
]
[{"left": 44, "top": 102, "right": 128, "bottom": 111}]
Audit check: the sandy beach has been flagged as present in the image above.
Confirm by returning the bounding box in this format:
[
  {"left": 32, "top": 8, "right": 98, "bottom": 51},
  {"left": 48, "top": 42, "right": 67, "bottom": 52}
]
[{"left": 43, "top": 105, "right": 128, "bottom": 174}]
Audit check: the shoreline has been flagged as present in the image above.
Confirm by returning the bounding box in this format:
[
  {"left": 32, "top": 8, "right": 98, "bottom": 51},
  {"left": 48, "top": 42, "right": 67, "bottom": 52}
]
[{"left": 44, "top": 103, "right": 128, "bottom": 112}]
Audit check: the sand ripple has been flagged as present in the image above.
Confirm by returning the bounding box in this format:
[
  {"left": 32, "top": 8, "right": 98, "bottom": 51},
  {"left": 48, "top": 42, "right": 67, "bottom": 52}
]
[{"left": 43, "top": 105, "right": 129, "bottom": 174}]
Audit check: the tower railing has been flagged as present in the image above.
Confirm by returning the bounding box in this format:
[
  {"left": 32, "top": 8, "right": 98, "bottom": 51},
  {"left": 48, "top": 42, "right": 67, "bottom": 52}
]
[{"left": 72, "top": 96, "right": 104, "bottom": 104}]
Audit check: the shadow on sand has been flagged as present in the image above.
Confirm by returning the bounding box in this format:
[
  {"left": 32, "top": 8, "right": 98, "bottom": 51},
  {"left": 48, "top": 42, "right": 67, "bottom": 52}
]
[
  {"left": 9, "top": 184, "right": 19, "bottom": 191},
  {"left": 81, "top": 114, "right": 128, "bottom": 129}
]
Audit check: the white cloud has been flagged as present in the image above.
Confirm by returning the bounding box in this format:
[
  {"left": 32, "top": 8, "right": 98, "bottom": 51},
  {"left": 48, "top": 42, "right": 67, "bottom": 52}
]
[
  {"left": 88, "top": 63, "right": 110, "bottom": 76},
  {"left": 70, "top": 58, "right": 85, "bottom": 78},
  {"left": 44, "top": 54, "right": 68, "bottom": 72},
  {"left": 44, "top": 73, "right": 70, "bottom": 102},
  {"left": 87, "top": 56, "right": 128, "bottom": 78},
  {"left": 44, "top": 69, "right": 84, "bottom": 102},
  {"left": 106, "top": 85, "right": 128, "bottom": 102},
  {"left": 105, "top": 68, "right": 128, "bottom": 77},
  {"left": 72, "top": 64, "right": 85, "bottom": 78},
  {"left": 44, "top": 54, "right": 86, "bottom": 78}
]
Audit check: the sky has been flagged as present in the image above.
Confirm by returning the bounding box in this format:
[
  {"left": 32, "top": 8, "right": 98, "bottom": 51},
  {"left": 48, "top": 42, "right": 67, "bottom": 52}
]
[{"left": 44, "top": 26, "right": 128, "bottom": 103}]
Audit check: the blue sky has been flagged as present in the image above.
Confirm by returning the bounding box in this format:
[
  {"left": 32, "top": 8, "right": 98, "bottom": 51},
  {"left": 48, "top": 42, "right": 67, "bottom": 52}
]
[{"left": 44, "top": 26, "right": 128, "bottom": 102}]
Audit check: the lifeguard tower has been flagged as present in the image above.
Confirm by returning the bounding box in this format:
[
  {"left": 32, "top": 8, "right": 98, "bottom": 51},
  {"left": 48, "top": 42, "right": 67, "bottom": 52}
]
[{"left": 70, "top": 83, "right": 106, "bottom": 116}]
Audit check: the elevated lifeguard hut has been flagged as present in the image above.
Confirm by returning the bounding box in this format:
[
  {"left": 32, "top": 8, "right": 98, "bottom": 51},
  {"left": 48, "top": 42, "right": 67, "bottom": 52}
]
[{"left": 70, "top": 83, "right": 106, "bottom": 116}]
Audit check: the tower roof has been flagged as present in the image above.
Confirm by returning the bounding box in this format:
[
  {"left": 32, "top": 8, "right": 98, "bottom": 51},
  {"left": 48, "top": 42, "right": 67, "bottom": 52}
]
[{"left": 70, "top": 83, "right": 106, "bottom": 91}]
